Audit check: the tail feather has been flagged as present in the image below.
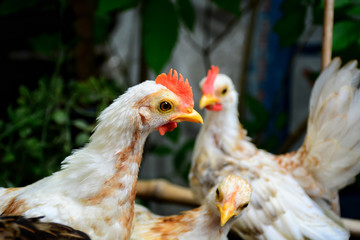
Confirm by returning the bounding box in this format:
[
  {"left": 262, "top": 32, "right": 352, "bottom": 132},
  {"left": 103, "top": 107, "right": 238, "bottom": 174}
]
[
  {"left": 303, "top": 58, "right": 360, "bottom": 192},
  {"left": 231, "top": 172, "right": 349, "bottom": 240}
]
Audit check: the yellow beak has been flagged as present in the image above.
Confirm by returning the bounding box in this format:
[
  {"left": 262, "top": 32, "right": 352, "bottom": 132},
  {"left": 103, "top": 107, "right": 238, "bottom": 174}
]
[
  {"left": 171, "top": 108, "right": 203, "bottom": 124},
  {"left": 217, "top": 202, "right": 237, "bottom": 227},
  {"left": 199, "top": 94, "right": 221, "bottom": 109}
]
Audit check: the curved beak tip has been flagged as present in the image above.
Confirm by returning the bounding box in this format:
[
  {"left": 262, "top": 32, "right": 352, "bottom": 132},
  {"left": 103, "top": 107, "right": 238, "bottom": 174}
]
[
  {"left": 171, "top": 109, "right": 203, "bottom": 124},
  {"left": 218, "top": 204, "right": 236, "bottom": 227}
]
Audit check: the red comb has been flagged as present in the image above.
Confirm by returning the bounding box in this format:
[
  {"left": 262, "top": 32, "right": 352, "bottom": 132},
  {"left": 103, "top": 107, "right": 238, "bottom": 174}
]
[
  {"left": 203, "top": 65, "right": 219, "bottom": 95},
  {"left": 155, "top": 69, "right": 194, "bottom": 108}
]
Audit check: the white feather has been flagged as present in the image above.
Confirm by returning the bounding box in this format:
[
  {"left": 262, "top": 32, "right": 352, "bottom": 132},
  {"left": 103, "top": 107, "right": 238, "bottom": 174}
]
[{"left": 190, "top": 59, "right": 359, "bottom": 239}]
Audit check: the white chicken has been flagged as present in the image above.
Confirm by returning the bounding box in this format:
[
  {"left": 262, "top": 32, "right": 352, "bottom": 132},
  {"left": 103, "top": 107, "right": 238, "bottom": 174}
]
[
  {"left": 190, "top": 58, "right": 360, "bottom": 239},
  {"left": 0, "top": 70, "right": 203, "bottom": 240},
  {"left": 131, "top": 175, "right": 252, "bottom": 240}
]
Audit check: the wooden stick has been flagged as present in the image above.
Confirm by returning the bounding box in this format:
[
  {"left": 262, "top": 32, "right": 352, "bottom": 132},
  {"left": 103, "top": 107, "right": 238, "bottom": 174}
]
[
  {"left": 136, "top": 179, "right": 198, "bottom": 206},
  {"left": 137, "top": 179, "right": 360, "bottom": 236},
  {"left": 321, "top": 0, "right": 334, "bottom": 70},
  {"left": 343, "top": 218, "right": 360, "bottom": 237}
]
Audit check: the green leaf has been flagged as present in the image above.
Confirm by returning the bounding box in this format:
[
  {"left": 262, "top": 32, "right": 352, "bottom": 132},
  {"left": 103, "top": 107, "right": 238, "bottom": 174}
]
[
  {"left": 73, "top": 119, "right": 90, "bottom": 131},
  {"left": 75, "top": 132, "right": 90, "bottom": 146},
  {"left": 333, "top": 21, "right": 359, "bottom": 51},
  {"left": 243, "top": 95, "right": 269, "bottom": 134},
  {"left": 334, "top": 0, "right": 351, "bottom": 8},
  {"left": 180, "top": 161, "right": 191, "bottom": 183},
  {"left": 165, "top": 125, "right": 180, "bottom": 143},
  {"left": 273, "top": 7, "right": 307, "bottom": 46},
  {"left": 28, "top": 33, "right": 61, "bottom": 54},
  {"left": 0, "top": 0, "right": 42, "bottom": 15},
  {"left": 176, "top": 0, "right": 196, "bottom": 31},
  {"left": 52, "top": 110, "right": 68, "bottom": 125},
  {"left": 346, "top": 5, "right": 360, "bottom": 16},
  {"left": 142, "top": 0, "right": 179, "bottom": 73},
  {"left": 315, "top": 0, "right": 352, "bottom": 9},
  {"left": 3, "top": 152, "right": 15, "bottom": 163},
  {"left": 94, "top": 14, "right": 112, "bottom": 43},
  {"left": 246, "top": 95, "right": 268, "bottom": 122},
  {"left": 96, "top": 0, "right": 140, "bottom": 15},
  {"left": 19, "top": 85, "right": 31, "bottom": 99},
  {"left": 210, "top": 0, "right": 241, "bottom": 17},
  {"left": 25, "top": 138, "right": 42, "bottom": 159},
  {"left": 19, "top": 128, "right": 32, "bottom": 138},
  {"left": 151, "top": 145, "right": 173, "bottom": 156},
  {"left": 173, "top": 139, "right": 195, "bottom": 170},
  {"left": 311, "top": 1, "right": 324, "bottom": 25}
]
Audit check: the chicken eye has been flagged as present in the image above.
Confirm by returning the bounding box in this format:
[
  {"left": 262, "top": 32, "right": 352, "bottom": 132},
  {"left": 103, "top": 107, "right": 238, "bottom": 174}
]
[
  {"left": 239, "top": 203, "right": 249, "bottom": 210},
  {"left": 216, "top": 188, "right": 220, "bottom": 200},
  {"left": 221, "top": 87, "right": 228, "bottom": 96},
  {"left": 159, "top": 101, "right": 172, "bottom": 112}
]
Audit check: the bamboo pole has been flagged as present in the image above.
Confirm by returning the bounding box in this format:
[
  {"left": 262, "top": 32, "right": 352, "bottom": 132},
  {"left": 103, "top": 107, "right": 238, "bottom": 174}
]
[
  {"left": 136, "top": 179, "right": 198, "bottom": 206},
  {"left": 321, "top": 0, "right": 334, "bottom": 70},
  {"left": 136, "top": 179, "right": 360, "bottom": 236},
  {"left": 342, "top": 218, "right": 360, "bottom": 237}
]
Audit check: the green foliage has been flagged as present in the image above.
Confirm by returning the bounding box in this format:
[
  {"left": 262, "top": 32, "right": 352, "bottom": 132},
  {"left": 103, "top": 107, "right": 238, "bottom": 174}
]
[
  {"left": 242, "top": 94, "right": 269, "bottom": 135},
  {"left": 0, "top": 77, "right": 124, "bottom": 187},
  {"left": 96, "top": 0, "right": 140, "bottom": 15},
  {"left": 242, "top": 94, "right": 289, "bottom": 151},
  {"left": 333, "top": 0, "right": 352, "bottom": 8},
  {"left": 210, "top": 0, "right": 242, "bottom": 17},
  {"left": 0, "top": 0, "right": 243, "bottom": 75},
  {"left": 274, "top": 0, "right": 360, "bottom": 63},
  {"left": 94, "top": 14, "right": 113, "bottom": 44},
  {"left": 332, "top": 21, "right": 360, "bottom": 51},
  {"left": 176, "top": 0, "right": 196, "bottom": 31},
  {"left": 28, "top": 33, "right": 62, "bottom": 55},
  {"left": 346, "top": 5, "right": 360, "bottom": 16},
  {"left": 0, "top": 0, "right": 42, "bottom": 15},
  {"left": 150, "top": 126, "right": 195, "bottom": 183},
  {"left": 142, "top": 0, "right": 179, "bottom": 73},
  {"left": 273, "top": 0, "right": 307, "bottom": 46}
]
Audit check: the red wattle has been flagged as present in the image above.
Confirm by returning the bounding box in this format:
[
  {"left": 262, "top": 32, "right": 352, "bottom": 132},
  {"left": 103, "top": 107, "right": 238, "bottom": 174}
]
[{"left": 158, "top": 122, "right": 178, "bottom": 135}]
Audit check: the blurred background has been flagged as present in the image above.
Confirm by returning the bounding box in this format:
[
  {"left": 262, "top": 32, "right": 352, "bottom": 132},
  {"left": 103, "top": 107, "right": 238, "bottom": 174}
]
[{"left": 0, "top": 0, "right": 359, "bottom": 234}]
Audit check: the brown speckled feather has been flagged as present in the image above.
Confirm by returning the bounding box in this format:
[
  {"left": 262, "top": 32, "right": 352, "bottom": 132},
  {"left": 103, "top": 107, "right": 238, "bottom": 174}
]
[
  {"left": 132, "top": 175, "right": 251, "bottom": 240},
  {"left": 0, "top": 215, "right": 90, "bottom": 240}
]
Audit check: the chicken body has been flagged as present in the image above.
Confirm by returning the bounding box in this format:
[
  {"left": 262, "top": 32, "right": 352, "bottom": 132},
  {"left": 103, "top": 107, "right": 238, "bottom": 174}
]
[
  {"left": 190, "top": 59, "right": 360, "bottom": 239},
  {"left": 131, "top": 175, "right": 251, "bottom": 240},
  {"left": 0, "top": 71, "right": 203, "bottom": 240}
]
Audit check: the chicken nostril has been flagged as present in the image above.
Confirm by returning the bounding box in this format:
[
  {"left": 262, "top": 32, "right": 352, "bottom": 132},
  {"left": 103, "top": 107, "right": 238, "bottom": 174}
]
[{"left": 186, "top": 108, "right": 193, "bottom": 113}]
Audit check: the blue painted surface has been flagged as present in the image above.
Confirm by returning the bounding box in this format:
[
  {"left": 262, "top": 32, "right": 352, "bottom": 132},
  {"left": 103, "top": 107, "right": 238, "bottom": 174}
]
[{"left": 247, "top": 0, "right": 295, "bottom": 150}]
